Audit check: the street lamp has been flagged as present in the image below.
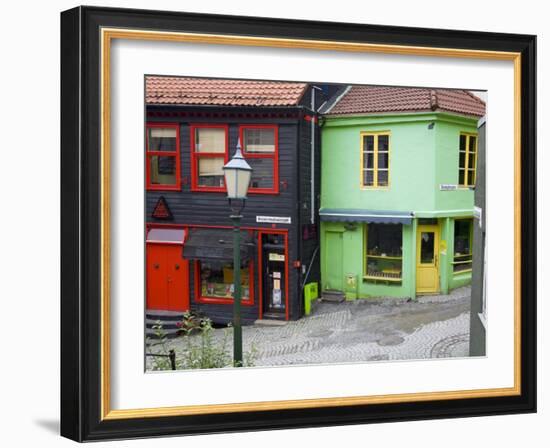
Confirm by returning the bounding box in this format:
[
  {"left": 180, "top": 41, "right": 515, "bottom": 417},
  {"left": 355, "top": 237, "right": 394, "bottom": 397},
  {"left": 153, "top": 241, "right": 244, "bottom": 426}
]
[{"left": 223, "top": 139, "right": 252, "bottom": 367}]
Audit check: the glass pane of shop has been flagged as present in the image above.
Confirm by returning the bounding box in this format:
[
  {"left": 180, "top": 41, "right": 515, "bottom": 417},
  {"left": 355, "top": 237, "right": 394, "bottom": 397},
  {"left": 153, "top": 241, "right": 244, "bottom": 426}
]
[
  {"left": 420, "top": 232, "right": 435, "bottom": 264},
  {"left": 150, "top": 155, "right": 176, "bottom": 185},
  {"left": 148, "top": 127, "right": 177, "bottom": 152}
]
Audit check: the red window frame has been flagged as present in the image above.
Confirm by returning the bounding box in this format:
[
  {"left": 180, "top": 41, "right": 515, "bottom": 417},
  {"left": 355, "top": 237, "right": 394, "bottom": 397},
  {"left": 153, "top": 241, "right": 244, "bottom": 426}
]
[
  {"left": 194, "top": 260, "right": 255, "bottom": 306},
  {"left": 190, "top": 124, "right": 229, "bottom": 192},
  {"left": 145, "top": 122, "right": 181, "bottom": 191},
  {"left": 239, "top": 124, "right": 279, "bottom": 194}
]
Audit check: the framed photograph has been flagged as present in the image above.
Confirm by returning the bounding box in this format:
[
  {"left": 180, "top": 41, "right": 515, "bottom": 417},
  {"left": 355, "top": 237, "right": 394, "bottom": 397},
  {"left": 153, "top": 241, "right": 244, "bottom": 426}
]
[{"left": 60, "top": 5, "right": 536, "bottom": 441}]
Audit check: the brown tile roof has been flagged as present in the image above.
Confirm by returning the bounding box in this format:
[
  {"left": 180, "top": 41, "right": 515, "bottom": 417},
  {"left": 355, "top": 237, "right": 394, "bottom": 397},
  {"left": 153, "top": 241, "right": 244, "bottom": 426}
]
[
  {"left": 327, "top": 86, "right": 485, "bottom": 118},
  {"left": 146, "top": 76, "right": 308, "bottom": 107}
]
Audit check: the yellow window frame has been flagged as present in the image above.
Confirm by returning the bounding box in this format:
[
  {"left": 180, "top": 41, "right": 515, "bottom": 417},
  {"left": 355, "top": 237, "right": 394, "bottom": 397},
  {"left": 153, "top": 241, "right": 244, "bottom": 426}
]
[
  {"left": 360, "top": 131, "right": 391, "bottom": 188},
  {"left": 459, "top": 132, "right": 478, "bottom": 188}
]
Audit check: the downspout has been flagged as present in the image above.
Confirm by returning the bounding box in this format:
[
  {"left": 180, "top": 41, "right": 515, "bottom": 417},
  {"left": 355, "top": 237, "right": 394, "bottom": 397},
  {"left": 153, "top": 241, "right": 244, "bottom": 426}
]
[{"left": 310, "top": 86, "right": 323, "bottom": 224}]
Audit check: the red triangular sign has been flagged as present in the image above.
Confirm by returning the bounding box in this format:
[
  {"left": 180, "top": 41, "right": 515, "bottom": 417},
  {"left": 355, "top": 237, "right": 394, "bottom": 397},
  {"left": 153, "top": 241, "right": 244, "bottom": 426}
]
[{"left": 152, "top": 196, "right": 173, "bottom": 220}]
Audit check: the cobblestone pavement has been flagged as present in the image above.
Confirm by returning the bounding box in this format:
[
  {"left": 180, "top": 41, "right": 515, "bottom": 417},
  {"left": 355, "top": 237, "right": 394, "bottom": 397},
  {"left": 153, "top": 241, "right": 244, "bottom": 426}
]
[{"left": 148, "top": 286, "right": 471, "bottom": 369}]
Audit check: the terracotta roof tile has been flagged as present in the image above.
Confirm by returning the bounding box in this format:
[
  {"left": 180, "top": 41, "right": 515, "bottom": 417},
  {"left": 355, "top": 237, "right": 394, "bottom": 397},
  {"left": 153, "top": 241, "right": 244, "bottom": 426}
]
[
  {"left": 146, "top": 76, "right": 308, "bottom": 107},
  {"left": 328, "top": 86, "right": 485, "bottom": 118}
]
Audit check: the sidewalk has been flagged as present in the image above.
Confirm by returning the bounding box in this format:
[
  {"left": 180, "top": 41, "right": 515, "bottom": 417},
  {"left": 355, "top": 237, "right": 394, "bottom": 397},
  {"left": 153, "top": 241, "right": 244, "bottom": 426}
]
[{"left": 148, "top": 286, "right": 472, "bottom": 369}]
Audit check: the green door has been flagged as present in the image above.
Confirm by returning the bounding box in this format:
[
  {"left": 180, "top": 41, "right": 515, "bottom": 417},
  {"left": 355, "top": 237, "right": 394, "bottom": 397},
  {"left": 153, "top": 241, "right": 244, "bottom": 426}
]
[{"left": 325, "top": 231, "right": 343, "bottom": 291}]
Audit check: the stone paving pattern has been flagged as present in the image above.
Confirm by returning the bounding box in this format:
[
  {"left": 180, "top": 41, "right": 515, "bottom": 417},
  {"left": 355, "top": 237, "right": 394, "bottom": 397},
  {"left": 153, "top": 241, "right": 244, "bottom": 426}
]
[{"left": 148, "top": 286, "right": 472, "bottom": 369}]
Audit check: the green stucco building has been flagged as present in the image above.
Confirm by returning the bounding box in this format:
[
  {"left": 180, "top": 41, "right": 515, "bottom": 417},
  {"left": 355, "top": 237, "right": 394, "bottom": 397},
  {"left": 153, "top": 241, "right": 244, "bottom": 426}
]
[{"left": 318, "top": 86, "right": 486, "bottom": 300}]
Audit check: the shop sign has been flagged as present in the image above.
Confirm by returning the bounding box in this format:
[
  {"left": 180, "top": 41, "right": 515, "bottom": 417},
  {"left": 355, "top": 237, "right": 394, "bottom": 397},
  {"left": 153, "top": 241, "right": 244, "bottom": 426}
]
[{"left": 256, "top": 215, "right": 292, "bottom": 224}]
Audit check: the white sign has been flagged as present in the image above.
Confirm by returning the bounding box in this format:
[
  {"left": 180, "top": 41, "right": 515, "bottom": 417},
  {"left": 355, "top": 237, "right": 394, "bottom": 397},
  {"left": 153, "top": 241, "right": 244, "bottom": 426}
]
[
  {"left": 439, "top": 184, "right": 458, "bottom": 191},
  {"left": 474, "top": 206, "right": 483, "bottom": 228},
  {"left": 256, "top": 215, "right": 292, "bottom": 224}
]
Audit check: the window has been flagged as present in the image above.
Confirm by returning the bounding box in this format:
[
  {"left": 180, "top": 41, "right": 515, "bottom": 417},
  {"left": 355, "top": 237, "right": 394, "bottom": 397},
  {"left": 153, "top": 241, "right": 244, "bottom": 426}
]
[
  {"left": 361, "top": 132, "right": 390, "bottom": 188},
  {"left": 459, "top": 133, "right": 478, "bottom": 187},
  {"left": 146, "top": 123, "right": 180, "bottom": 190},
  {"left": 240, "top": 125, "right": 279, "bottom": 194},
  {"left": 364, "top": 223, "right": 402, "bottom": 282},
  {"left": 191, "top": 125, "right": 228, "bottom": 191},
  {"left": 196, "top": 260, "right": 253, "bottom": 305},
  {"left": 453, "top": 219, "right": 473, "bottom": 273}
]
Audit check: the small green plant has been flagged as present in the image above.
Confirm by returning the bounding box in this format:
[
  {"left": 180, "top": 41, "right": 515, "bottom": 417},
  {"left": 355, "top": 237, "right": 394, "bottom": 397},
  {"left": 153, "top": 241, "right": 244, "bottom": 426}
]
[
  {"left": 179, "top": 318, "right": 231, "bottom": 369},
  {"left": 179, "top": 319, "right": 258, "bottom": 369},
  {"left": 146, "top": 321, "right": 174, "bottom": 371},
  {"left": 175, "top": 311, "right": 207, "bottom": 335}
]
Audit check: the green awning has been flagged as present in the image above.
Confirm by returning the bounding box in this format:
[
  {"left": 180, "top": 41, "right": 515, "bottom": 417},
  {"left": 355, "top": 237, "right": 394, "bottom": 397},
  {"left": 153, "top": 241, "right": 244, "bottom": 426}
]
[{"left": 319, "top": 209, "right": 413, "bottom": 225}]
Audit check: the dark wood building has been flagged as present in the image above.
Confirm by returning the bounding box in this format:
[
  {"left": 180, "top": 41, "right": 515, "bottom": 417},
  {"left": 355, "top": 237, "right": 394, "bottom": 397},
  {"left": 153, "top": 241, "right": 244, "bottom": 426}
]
[{"left": 145, "top": 77, "right": 331, "bottom": 330}]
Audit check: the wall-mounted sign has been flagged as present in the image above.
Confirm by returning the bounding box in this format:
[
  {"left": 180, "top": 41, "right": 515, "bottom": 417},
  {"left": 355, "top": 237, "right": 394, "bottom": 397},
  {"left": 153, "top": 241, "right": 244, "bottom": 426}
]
[
  {"left": 151, "top": 196, "right": 173, "bottom": 220},
  {"left": 256, "top": 215, "right": 291, "bottom": 224},
  {"left": 269, "top": 253, "right": 285, "bottom": 262},
  {"left": 439, "top": 184, "right": 458, "bottom": 191}
]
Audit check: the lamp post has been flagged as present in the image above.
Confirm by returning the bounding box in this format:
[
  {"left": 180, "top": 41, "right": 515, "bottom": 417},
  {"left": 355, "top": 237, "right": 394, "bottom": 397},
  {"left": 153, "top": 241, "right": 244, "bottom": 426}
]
[{"left": 222, "top": 139, "right": 252, "bottom": 367}]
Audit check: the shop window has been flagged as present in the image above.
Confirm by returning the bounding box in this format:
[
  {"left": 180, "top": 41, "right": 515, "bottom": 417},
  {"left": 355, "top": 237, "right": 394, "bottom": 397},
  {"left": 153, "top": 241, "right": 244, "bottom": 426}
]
[
  {"left": 196, "top": 261, "right": 253, "bottom": 305},
  {"left": 361, "top": 132, "right": 390, "bottom": 188},
  {"left": 146, "top": 124, "right": 180, "bottom": 190},
  {"left": 459, "top": 133, "right": 477, "bottom": 187},
  {"left": 240, "top": 125, "right": 279, "bottom": 193},
  {"left": 191, "top": 125, "right": 228, "bottom": 191},
  {"left": 453, "top": 219, "right": 473, "bottom": 273},
  {"left": 364, "top": 223, "right": 402, "bottom": 282}
]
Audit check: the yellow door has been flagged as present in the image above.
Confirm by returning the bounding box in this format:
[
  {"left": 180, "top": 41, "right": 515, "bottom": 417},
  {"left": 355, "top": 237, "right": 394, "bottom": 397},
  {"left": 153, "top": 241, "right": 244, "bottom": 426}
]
[{"left": 416, "top": 225, "right": 440, "bottom": 293}]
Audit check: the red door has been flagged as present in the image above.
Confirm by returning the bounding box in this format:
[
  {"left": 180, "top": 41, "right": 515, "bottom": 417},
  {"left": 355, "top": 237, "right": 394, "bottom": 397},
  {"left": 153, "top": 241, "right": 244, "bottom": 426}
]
[{"left": 146, "top": 243, "right": 190, "bottom": 311}]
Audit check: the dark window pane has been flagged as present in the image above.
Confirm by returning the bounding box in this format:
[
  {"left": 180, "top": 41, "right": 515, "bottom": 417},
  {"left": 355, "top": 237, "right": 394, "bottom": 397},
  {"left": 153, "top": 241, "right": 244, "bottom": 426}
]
[
  {"left": 459, "top": 151, "right": 466, "bottom": 169},
  {"left": 363, "top": 135, "right": 374, "bottom": 152},
  {"left": 366, "top": 223, "right": 403, "bottom": 256},
  {"left": 459, "top": 134, "right": 466, "bottom": 151},
  {"left": 200, "top": 261, "right": 250, "bottom": 300},
  {"left": 148, "top": 127, "right": 177, "bottom": 152},
  {"left": 247, "top": 158, "right": 274, "bottom": 189},
  {"left": 378, "top": 152, "right": 389, "bottom": 169},
  {"left": 244, "top": 128, "right": 275, "bottom": 153},
  {"left": 420, "top": 232, "right": 435, "bottom": 263},
  {"left": 378, "top": 135, "right": 389, "bottom": 151},
  {"left": 454, "top": 220, "right": 472, "bottom": 255},
  {"left": 378, "top": 170, "right": 388, "bottom": 186},
  {"left": 458, "top": 169, "right": 465, "bottom": 185},
  {"left": 198, "top": 157, "right": 225, "bottom": 187},
  {"left": 468, "top": 152, "right": 476, "bottom": 169},
  {"left": 363, "top": 152, "right": 374, "bottom": 169},
  {"left": 467, "top": 169, "right": 476, "bottom": 186},
  {"left": 468, "top": 136, "right": 477, "bottom": 152},
  {"left": 366, "top": 224, "right": 403, "bottom": 280},
  {"left": 363, "top": 170, "right": 374, "bottom": 186},
  {"left": 150, "top": 155, "right": 176, "bottom": 185}
]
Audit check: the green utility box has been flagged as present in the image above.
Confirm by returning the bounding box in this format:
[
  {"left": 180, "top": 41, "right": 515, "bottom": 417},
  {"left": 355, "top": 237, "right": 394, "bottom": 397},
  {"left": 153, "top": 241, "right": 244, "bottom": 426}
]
[
  {"left": 345, "top": 273, "right": 358, "bottom": 300},
  {"left": 304, "top": 282, "right": 319, "bottom": 315}
]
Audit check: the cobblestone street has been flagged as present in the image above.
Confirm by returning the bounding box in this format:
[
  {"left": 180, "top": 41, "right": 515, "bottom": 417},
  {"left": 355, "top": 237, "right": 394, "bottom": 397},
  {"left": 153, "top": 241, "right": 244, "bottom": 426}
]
[{"left": 149, "top": 286, "right": 471, "bottom": 369}]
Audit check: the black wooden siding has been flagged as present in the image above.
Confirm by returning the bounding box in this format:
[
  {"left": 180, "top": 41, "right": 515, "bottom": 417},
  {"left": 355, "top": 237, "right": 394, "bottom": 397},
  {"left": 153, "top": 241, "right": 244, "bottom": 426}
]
[{"left": 146, "top": 107, "right": 320, "bottom": 323}]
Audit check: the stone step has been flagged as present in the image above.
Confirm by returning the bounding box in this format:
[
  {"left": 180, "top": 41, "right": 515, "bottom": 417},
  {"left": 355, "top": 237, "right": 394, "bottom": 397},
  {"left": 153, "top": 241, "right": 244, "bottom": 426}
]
[
  {"left": 321, "top": 290, "right": 345, "bottom": 303},
  {"left": 145, "top": 310, "right": 184, "bottom": 322},
  {"left": 254, "top": 319, "right": 288, "bottom": 327}
]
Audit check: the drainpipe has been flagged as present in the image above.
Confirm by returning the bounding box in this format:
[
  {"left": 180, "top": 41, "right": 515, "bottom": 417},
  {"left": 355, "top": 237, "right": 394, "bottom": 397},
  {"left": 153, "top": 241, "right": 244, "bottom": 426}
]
[{"left": 310, "top": 86, "right": 323, "bottom": 224}]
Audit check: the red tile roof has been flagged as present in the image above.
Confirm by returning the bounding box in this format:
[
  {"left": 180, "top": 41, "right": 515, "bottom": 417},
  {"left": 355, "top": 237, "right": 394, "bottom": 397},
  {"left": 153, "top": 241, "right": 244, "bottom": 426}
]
[
  {"left": 327, "top": 86, "right": 485, "bottom": 118},
  {"left": 146, "top": 76, "right": 308, "bottom": 107}
]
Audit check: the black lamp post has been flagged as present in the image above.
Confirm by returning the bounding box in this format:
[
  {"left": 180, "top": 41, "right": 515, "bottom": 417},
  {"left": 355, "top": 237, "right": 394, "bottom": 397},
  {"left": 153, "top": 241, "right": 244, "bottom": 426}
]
[{"left": 222, "top": 139, "right": 252, "bottom": 367}]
